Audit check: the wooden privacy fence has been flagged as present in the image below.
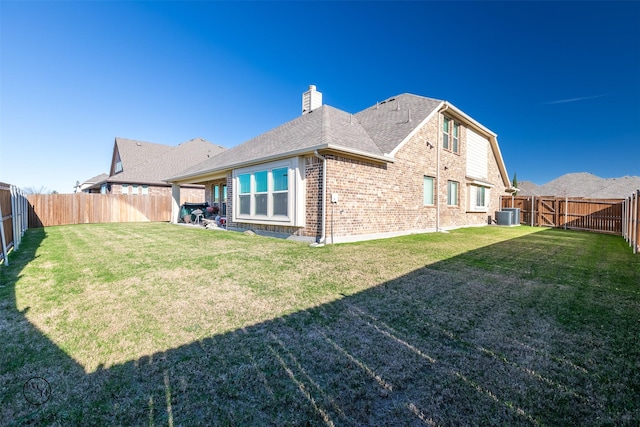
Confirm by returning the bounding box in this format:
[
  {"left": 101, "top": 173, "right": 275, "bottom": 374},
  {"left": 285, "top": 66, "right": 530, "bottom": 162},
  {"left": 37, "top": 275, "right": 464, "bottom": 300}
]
[
  {"left": 0, "top": 182, "right": 29, "bottom": 265},
  {"left": 28, "top": 193, "right": 172, "bottom": 227},
  {"left": 500, "top": 196, "right": 625, "bottom": 234},
  {"left": 501, "top": 194, "right": 640, "bottom": 253}
]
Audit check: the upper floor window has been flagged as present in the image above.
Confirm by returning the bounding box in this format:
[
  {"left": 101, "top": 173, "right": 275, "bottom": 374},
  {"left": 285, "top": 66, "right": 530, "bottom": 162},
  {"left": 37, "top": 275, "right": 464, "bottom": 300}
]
[{"left": 442, "top": 117, "right": 460, "bottom": 154}]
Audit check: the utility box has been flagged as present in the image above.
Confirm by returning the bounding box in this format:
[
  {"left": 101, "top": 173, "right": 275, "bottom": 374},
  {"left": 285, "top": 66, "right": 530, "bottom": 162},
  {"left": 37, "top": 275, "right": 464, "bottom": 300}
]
[
  {"left": 502, "top": 208, "right": 521, "bottom": 225},
  {"left": 495, "top": 210, "right": 513, "bottom": 226}
]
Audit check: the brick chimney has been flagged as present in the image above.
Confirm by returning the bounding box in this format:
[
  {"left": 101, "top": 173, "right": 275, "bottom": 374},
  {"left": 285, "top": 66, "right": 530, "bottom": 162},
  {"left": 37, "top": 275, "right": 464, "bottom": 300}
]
[{"left": 302, "top": 85, "right": 322, "bottom": 115}]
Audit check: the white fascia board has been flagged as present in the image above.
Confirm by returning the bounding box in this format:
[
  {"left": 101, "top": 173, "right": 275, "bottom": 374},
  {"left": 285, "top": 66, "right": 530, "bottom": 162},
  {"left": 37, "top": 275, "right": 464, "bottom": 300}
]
[
  {"left": 167, "top": 144, "right": 396, "bottom": 185},
  {"left": 445, "top": 102, "right": 511, "bottom": 188},
  {"left": 444, "top": 103, "right": 497, "bottom": 138},
  {"left": 326, "top": 144, "right": 396, "bottom": 163},
  {"left": 388, "top": 101, "right": 445, "bottom": 157}
]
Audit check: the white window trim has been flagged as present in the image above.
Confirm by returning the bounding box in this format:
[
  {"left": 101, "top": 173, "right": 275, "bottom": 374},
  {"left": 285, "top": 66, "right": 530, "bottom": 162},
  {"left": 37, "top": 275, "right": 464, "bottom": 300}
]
[
  {"left": 121, "top": 184, "right": 129, "bottom": 195},
  {"left": 232, "top": 157, "right": 305, "bottom": 227},
  {"left": 468, "top": 184, "right": 490, "bottom": 212}
]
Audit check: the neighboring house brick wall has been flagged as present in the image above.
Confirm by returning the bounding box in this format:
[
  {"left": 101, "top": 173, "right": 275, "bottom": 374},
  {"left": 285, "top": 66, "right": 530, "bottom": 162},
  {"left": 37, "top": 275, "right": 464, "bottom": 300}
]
[{"left": 110, "top": 183, "right": 205, "bottom": 205}]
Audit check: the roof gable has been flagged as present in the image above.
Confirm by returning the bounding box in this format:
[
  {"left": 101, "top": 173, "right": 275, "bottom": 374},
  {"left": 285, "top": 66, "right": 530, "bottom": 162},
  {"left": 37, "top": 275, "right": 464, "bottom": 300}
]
[
  {"left": 109, "top": 137, "right": 225, "bottom": 185},
  {"left": 355, "top": 93, "right": 442, "bottom": 155}
]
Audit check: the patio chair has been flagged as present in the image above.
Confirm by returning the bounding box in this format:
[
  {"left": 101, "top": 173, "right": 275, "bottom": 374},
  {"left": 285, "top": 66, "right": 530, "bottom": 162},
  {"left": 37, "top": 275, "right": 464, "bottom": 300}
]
[{"left": 192, "top": 209, "right": 204, "bottom": 225}]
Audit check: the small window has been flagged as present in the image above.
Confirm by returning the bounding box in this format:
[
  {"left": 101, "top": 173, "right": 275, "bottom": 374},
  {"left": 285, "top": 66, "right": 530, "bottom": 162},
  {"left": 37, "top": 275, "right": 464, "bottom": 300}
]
[
  {"left": 447, "top": 181, "right": 458, "bottom": 206},
  {"left": 132, "top": 185, "right": 139, "bottom": 195},
  {"left": 272, "top": 167, "right": 289, "bottom": 216},
  {"left": 453, "top": 122, "right": 460, "bottom": 153},
  {"left": 121, "top": 184, "right": 129, "bottom": 195},
  {"left": 469, "top": 185, "right": 490, "bottom": 211},
  {"left": 476, "top": 186, "right": 485, "bottom": 207},
  {"left": 142, "top": 185, "right": 148, "bottom": 195},
  {"left": 239, "top": 174, "right": 251, "bottom": 215},
  {"left": 423, "top": 176, "right": 434, "bottom": 205},
  {"left": 442, "top": 117, "right": 450, "bottom": 150},
  {"left": 254, "top": 171, "right": 268, "bottom": 216}
]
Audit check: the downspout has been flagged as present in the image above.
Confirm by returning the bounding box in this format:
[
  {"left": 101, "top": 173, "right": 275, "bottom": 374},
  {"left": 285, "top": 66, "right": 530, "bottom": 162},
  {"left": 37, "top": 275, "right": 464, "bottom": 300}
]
[
  {"left": 313, "top": 150, "right": 327, "bottom": 245},
  {"left": 436, "top": 102, "right": 449, "bottom": 232}
]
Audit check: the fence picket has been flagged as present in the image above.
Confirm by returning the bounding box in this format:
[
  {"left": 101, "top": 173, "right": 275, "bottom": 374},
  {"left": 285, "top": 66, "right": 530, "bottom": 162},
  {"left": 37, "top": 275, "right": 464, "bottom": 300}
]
[
  {"left": 27, "top": 193, "right": 173, "bottom": 227},
  {"left": 501, "top": 194, "right": 639, "bottom": 253}
]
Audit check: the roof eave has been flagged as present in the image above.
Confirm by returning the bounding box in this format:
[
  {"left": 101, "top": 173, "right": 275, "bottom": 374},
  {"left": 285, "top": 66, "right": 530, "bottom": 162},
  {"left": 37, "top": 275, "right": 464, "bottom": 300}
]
[{"left": 166, "top": 144, "right": 394, "bottom": 184}]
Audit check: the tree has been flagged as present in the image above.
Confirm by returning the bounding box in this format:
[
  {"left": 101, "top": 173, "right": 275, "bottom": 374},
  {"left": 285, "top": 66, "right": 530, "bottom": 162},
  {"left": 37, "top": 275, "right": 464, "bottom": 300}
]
[
  {"left": 512, "top": 172, "right": 519, "bottom": 194},
  {"left": 23, "top": 186, "right": 54, "bottom": 194}
]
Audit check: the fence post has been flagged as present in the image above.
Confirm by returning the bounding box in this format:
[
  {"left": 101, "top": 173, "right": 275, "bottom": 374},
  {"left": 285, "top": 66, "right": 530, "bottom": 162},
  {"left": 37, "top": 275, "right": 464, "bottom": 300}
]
[
  {"left": 631, "top": 190, "right": 640, "bottom": 254},
  {"left": 531, "top": 196, "right": 535, "bottom": 227},
  {"left": 0, "top": 200, "right": 8, "bottom": 266}
]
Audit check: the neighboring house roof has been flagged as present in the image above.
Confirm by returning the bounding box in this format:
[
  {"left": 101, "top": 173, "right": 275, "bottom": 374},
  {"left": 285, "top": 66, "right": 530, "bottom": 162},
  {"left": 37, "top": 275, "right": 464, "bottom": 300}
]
[
  {"left": 168, "top": 93, "right": 511, "bottom": 188},
  {"left": 81, "top": 173, "right": 109, "bottom": 186},
  {"left": 109, "top": 137, "right": 226, "bottom": 186},
  {"left": 514, "top": 180, "right": 541, "bottom": 196},
  {"left": 516, "top": 172, "right": 640, "bottom": 198}
]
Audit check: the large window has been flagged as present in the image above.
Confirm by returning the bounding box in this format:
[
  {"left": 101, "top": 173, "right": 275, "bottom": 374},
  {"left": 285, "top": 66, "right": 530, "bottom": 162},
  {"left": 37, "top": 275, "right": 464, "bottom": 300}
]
[
  {"left": 423, "top": 176, "right": 434, "bottom": 205},
  {"left": 442, "top": 117, "right": 460, "bottom": 154},
  {"left": 447, "top": 181, "right": 458, "bottom": 206},
  {"left": 234, "top": 158, "right": 304, "bottom": 226}
]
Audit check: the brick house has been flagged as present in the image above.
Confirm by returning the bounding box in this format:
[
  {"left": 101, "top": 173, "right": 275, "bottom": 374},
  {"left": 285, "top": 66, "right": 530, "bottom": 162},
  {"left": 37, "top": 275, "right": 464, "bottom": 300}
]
[
  {"left": 83, "top": 137, "right": 225, "bottom": 204},
  {"left": 167, "top": 86, "right": 514, "bottom": 243}
]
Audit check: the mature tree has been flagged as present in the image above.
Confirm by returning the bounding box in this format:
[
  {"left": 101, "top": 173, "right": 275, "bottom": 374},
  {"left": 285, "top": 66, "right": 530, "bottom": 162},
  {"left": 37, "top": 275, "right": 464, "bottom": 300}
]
[{"left": 23, "top": 186, "right": 54, "bottom": 194}]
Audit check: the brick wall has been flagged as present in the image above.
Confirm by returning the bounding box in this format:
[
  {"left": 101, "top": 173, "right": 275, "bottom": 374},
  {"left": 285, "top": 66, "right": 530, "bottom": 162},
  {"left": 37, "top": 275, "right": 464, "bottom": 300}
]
[
  {"left": 323, "top": 112, "right": 507, "bottom": 240},
  {"left": 110, "top": 183, "right": 204, "bottom": 205},
  {"left": 213, "top": 112, "right": 507, "bottom": 242}
]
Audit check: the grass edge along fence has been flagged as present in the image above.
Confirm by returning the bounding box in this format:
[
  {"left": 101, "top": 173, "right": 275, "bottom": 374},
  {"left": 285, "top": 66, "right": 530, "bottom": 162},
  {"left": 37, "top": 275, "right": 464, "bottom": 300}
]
[
  {"left": 0, "top": 182, "right": 29, "bottom": 266},
  {"left": 501, "top": 193, "right": 640, "bottom": 254}
]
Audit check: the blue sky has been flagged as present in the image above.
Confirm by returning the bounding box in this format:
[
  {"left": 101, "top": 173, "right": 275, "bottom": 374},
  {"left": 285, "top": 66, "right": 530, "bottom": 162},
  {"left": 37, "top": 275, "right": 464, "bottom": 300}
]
[{"left": 1, "top": 1, "right": 639, "bottom": 193}]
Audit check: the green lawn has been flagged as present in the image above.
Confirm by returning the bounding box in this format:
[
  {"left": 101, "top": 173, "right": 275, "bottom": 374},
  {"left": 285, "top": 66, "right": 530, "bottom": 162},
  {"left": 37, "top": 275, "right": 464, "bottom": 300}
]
[{"left": 1, "top": 223, "right": 639, "bottom": 426}]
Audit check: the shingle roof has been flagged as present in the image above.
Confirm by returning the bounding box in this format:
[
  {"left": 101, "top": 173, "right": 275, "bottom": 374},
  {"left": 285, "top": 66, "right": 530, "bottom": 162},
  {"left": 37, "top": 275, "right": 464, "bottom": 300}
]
[
  {"left": 82, "top": 173, "right": 109, "bottom": 185},
  {"left": 356, "top": 93, "right": 443, "bottom": 154},
  {"left": 516, "top": 173, "right": 640, "bottom": 198},
  {"left": 111, "top": 137, "right": 225, "bottom": 185},
  {"left": 169, "top": 95, "right": 445, "bottom": 182},
  {"left": 514, "top": 181, "right": 541, "bottom": 196}
]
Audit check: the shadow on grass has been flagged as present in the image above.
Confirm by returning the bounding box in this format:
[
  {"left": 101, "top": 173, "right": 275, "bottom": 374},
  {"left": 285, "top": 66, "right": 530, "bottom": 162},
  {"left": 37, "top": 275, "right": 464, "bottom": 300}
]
[{"left": 2, "top": 228, "right": 639, "bottom": 425}]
